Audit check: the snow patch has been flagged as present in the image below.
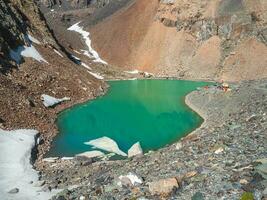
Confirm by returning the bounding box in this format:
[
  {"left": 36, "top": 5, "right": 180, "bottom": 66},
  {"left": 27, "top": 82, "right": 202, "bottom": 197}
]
[
  {"left": 84, "top": 137, "right": 127, "bottom": 156},
  {"left": 81, "top": 62, "right": 92, "bottom": 70},
  {"left": 10, "top": 45, "right": 48, "bottom": 64},
  {"left": 27, "top": 34, "right": 41, "bottom": 45},
  {"left": 0, "top": 129, "right": 58, "bottom": 199},
  {"left": 74, "top": 50, "right": 82, "bottom": 54},
  {"left": 125, "top": 70, "right": 139, "bottom": 74},
  {"left": 61, "top": 157, "right": 73, "bottom": 160},
  {"left": 88, "top": 71, "right": 104, "bottom": 80},
  {"left": 76, "top": 150, "right": 104, "bottom": 159},
  {"left": 53, "top": 49, "right": 63, "bottom": 57},
  {"left": 68, "top": 22, "right": 107, "bottom": 65},
  {"left": 42, "top": 157, "right": 59, "bottom": 162},
  {"left": 41, "top": 94, "right": 70, "bottom": 107}
]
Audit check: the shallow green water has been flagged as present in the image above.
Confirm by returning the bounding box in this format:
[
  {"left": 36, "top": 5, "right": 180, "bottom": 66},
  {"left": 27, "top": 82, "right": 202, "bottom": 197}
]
[{"left": 48, "top": 80, "right": 210, "bottom": 157}]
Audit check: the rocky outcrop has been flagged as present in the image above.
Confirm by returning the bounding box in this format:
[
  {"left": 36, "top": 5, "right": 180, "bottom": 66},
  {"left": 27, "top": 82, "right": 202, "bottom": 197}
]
[{"left": 0, "top": 0, "right": 56, "bottom": 72}]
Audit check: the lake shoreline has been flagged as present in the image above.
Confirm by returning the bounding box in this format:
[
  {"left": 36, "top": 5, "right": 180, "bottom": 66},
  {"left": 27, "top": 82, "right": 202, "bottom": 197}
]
[
  {"left": 39, "top": 79, "right": 267, "bottom": 199},
  {"left": 49, "top": 79, "right": 210, "bottom": 157}
]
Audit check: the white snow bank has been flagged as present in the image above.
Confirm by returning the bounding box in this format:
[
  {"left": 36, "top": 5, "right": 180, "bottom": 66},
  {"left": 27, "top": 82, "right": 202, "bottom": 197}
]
[
  {"left": 76, "top": 150, "right": 104, "bottom": 159},
  {"left": 68, "top": 22, "right": 107, "bottom": 65},
  {"left": 74, "top": 50, "right": 81, "bottom": 54},
  {"left": 53, "top": 49, "right": 64, "bottom": 57},
  {"left": 125, "top": 70, "right": 154, "bottom": 77},
  {"left": 81, "top": 62, "right": 92, "bottom": 70},
  {"left": 42, "top": 157, "right": 59, "bottom": 163},
  {"left": 41, "top": 94, "right": 70, "bottom": 107},
  {"left": 88, "top": 71, "right": 104, "bottom": 80},
  {"left": 10, "top": 45, "right": 48, "bottom": 64},
  {"left": 84, "top": 136, "right": 127, "bottom": 157},
  {"left": 125, "top": 70, "right": 139, "bottom": 74},
  {"left": 0, "top": 129, "right": 57, "bottom": 200},
  {"left": 27, "top": 34, "right": 41, "bottom": 45},
  {"left": 118, "top": 173, "right": 143, "bottom": 187}
]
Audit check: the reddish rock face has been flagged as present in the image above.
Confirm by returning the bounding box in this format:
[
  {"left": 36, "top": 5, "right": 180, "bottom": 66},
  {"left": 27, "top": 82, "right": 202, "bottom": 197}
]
[{"left": 87, "top": 0, "right": 267, "bottom": 81}]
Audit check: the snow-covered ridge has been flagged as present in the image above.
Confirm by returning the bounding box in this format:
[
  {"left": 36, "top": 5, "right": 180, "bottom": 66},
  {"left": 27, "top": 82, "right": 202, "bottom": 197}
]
[
  {"left": 0, "top": 129, "right": 57, "bottom": 199},
  {"left": 67, "top": 22, "right": 107, "bottom": 65}
]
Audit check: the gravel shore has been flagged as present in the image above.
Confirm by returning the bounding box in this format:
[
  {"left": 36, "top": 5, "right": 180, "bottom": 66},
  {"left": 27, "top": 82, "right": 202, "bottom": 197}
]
[{"left": 37, "top": 79, "right": 267, "bottom": 200}]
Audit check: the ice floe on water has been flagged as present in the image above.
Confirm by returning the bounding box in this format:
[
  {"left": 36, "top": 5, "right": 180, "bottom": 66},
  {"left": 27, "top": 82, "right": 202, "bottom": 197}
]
[
  {"left": 41, "top": 94, "right": 70, "bottom": 107},
  {"left": 0, "top": 129, "right": 58, "bottom": 200},
  {"left": 10, "top": 45, "right": 48, "bottom": 64},
  {"left": 67, "top": 22, "right": 107, "bottom": 65},
  {"left": 84, "top": 136, "right": 127, "bottom": 157}
]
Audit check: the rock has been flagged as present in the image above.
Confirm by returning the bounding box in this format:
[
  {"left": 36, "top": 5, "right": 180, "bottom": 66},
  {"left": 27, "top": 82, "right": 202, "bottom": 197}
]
[
  {"left": 176, "top": 142, "right": 183, "bottom": 150},
  {"left": 148, "top": 178, "right": 179, "bottom": 195},
  {"left": 191, "top": 192, "right": 204, "bottom": 200},
  {"left": 119, "top": 176, "right": 133, "bottom": 187},
  {"left": 263, "top": 188, "right": 267, "bottom": 197},
  {"left": 128, "top": 142, "right": 143, "bottom": 158},
  {"left": 79, "top": 196, "right": 85, "bottom": 200},
  {"left": 214, "top": 147, "right": 224, "bottom": 154},
  {"left": 118, "top": 173, "right": 143, "bottom": 187},
  {"left": 240, "top": 179, "right": 249, "bottom": 185},
  {"left": 8, "top": 188, "right": 19, "bottom": 194},
  {"left": 185, "top": 171, "right": 198, "bottom": 178}
]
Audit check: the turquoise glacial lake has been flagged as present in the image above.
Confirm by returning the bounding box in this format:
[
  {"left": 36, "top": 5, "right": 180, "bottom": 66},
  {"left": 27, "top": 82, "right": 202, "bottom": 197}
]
[{"left": 48, "top": 80, "right": 210, "bottom": 157}]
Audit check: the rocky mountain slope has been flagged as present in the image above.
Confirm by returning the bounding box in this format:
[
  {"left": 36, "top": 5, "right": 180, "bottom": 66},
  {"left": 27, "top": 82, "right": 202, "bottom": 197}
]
[
  {"left": 0, "top": 0, "right": 106, "bottom": 160},
  {"left": 87, "top": 0, "right": 267, "bottom": 81}
]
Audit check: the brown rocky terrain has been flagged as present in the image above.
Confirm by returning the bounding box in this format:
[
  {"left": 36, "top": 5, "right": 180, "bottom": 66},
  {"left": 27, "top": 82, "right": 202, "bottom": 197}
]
[
  {"left": 88, "top": 0, "right": 267, "bottom": 81},
  {"left": 0, "top": 0, "right": 106, "bottom": 162},
  {"left": 0, "top": 0, "right": 267, "bottom": 200}
]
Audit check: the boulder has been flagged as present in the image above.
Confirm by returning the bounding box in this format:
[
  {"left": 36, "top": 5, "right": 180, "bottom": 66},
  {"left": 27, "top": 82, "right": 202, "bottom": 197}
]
[
  {"left": 118, "top": 173, "right": 143, "bottom": 187},
  {"left": 128, "top": 142, "right": 143, "bottom": 158},
  {"left": 8, "top": 188, "right": 19, "bottom": 194},
  {"left": 148, "top": 178, "right": 179, "bottom": 195}
]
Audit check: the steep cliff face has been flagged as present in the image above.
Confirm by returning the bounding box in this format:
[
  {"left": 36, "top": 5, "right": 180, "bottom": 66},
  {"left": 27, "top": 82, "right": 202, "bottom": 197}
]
[{"left": 88, "top": 0, "right": 267, "bottom": 81}]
